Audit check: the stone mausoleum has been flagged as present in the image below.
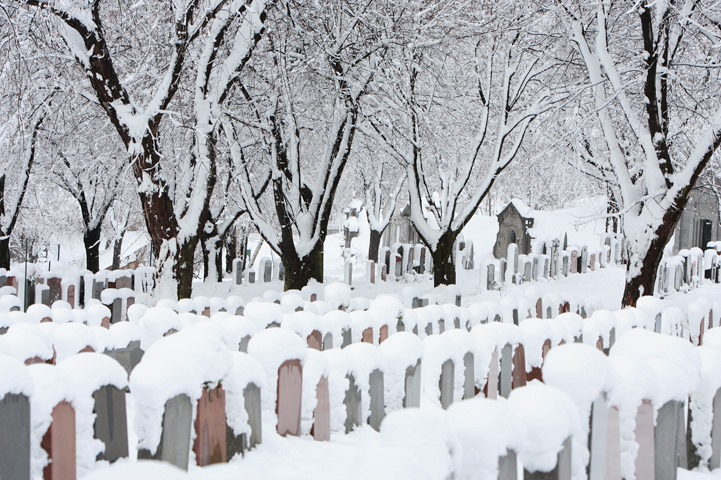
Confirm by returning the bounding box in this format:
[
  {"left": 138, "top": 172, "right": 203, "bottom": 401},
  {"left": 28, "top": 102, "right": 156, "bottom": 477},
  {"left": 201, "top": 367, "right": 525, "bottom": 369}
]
[
  {"left": 493, "top": 200, "right": 534, "bottom": 258},
  {"left": 674, "top": 189, "right": 720, "bottom": 252}
]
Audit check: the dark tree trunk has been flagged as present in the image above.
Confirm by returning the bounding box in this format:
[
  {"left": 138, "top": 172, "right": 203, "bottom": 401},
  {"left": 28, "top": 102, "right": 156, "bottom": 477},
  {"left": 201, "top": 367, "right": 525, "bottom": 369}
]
[
  {"left": 84, "top": 225, "right": 102, "bottom": 273},
  {"left": 282, "top": 243, "right": 323, "bottom": 291},
  {"left": 225, "top": 236, "right": 236, "bottom": 274},
  {"left": 111, "top": 229, "right": 126, "bottom": 270},
  {"left": 174, "top": 237, "right": 198, "bottom": 300},
  {"left": 621, "top": 197, "right": 688, "bottom": 307},
  {"left": 0, "top": 236, "right": 9, "bottom": 270},
  {"left": 201, "top": 237, "right": 210, "bottom": 281},
  {"left": 431, "top": 232, "right": 457, "bottom": 287},
  {"left": 368, "top": 229, "right": 382, "bottom": 263}
]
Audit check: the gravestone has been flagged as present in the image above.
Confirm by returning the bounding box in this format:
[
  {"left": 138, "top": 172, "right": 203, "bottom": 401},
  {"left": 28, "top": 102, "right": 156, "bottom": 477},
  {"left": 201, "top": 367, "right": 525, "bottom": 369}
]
[
  {"left": 500, "top": 344, "right": 513, "bottom": 398},
  {"left": 47, "top": 276, "right": 62, "bottom": 304},
  {"left": 276, "top": 359, "right": 302, "bottom": 436},
  {"left": 344, "top": 261, "right": 352, "bottom": 286},
  {"left": 532, "top": 257, "right": 539, "bottom": 281},
  {"left": 589, "top": 253, "right": 596, "bottom": 271},
  {"left": 588, "top": 395, "right": 609, "bottom": 480},
  {"left": 580, "top": 247, "right": 588, "bottom": 273},
  {"left": 341, "top": 328, "right": 352, "bottom": 348},
  {"left": 562, "top": 255, "right": 569, "bottom": 276},
  {"left": 369, "top": 261, "right": 376, "bottom": 285},
  {"left": 111, "top": 298, "right": 122, "bottom": 324},
  {"left": 543, "top": 256, "right": 550, "bottom": 279},
  {"left": 0, "top": 393, "right": 30, "bottom": 479},
  {"left": 711, "top": 388, "right": 721, "bottom": 468},
  {"left": 228, "top": 382, "right": 263, "bottom": 454},
  {"left": 655, "top": 400, "right": 682, "bottom": 480},
  {"left": 487, "top": 263, "right": 495, "bottom": 290},
  {"left": 263, "top": 259, "right": 272, "bottom": 283},
  {"left": 570, "top": 251, "right": 578, "bottom": 274},
  {"left": 138, "top": 394, "right": 192, "bottom": 470},
  {"left": 438, "top": 319, "right": 446, "bottom": 334},
  {"left": 381, "top": 265, "right": 388, "bottom": 282},
  {"left": 312, "top": 377, "right": 330, "bottom": 441},
  {"left": 362, "top": 327, "right": 374, "bottom": 344},
  {"left": 67, "top": 284, "right": 76, "bottom": 308},
  {"left": 93, "top": 385, "right": 129, "bottom": 462},
  {"left": 605, "top": 406, "right": 622, "bottom": 480},
  {"left": 275, "top": 259, "right": 284, "bottom": 282},
  {"left": 486, "top": 349, "right": 499, "bottom": 399},
  {"left": 635, "top": 399, "right": 655, "bottom": 480},
  {"left": 440, "top": 359, "right": 454, "bottom": 410},
  {"left": 511, "top": 345, "right": 527, "bottom": 389},
  {"left": 498, "top": 450, "right": 518, "bottom": 480},
  {"left": 41, "top": 400, "right": 76, "bottom": 480},
  {"left": 403, "top": 360, "right": 422, "bottom": 408},
  {"left": 419, "top": 247, "right": 427, "bottom": 274},
  {"left": 499, "top": 259, "right": 507, "bottom": 285},
  {"left": 193, "top": 386, "right": 227, "bottom": 466},
  {"left": 307, "top": 330, "right": 322, "bottom": 350},
  {"left": 322, "top": 332, "right": 333, "bottom": 350},
  {"left": 104, "top": 342, "right": 145, "bottom": 376},
  {"left": 536, "top": 298, "right": 543, "bottom": 318},
  {"left": 463, "top": 352, "right": 474, "bottom": 400},
  {"left": 368, "top": 369, "right": 385, "bottom": 431},
  {"left": 379, "top": 324, "right": 389, "bottom": 343},
  {"left": 344, "top": 373, "right": 362, "bottom": 433},
  {"left": 524, "top": 437, "right": 572, "bottom": 480},
  {"left": 248, "top": 271, "right": 256, "bottom": 284},
  {"left": 524, "top": 261, "right": 532, "bottom": 283}
]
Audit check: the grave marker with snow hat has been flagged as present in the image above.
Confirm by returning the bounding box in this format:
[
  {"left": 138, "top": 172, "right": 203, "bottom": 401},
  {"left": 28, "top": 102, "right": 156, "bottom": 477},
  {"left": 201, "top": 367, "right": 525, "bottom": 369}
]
[
  {"left": 344, "top": 343, "right": 386, "bottom": 431},
  {"left": 508, "top": 382, "right": 577, "bottom": 480},
  {"left": 193, "top": 384, "right": 227, "bottom": 465},
  {"left": 379, "top": 332, "right": 422, "bottom": 411},
  {"left": 248, "top": 328, "right": 306, "bottom": 437},
  {"left": 57, "top": 352, "right": 128, "bottom": 472},
  {"left": 0, "top": 354, "right": 33, "bottom": 480},
  {"left": 570, "top": 250, "right": 578, "bottom": 274},
  {"left": 300, "top": 351, "right": 330, "bottom": 441},
  {"left": 28, "top": 364, "right": 77, "bottom": 480}
]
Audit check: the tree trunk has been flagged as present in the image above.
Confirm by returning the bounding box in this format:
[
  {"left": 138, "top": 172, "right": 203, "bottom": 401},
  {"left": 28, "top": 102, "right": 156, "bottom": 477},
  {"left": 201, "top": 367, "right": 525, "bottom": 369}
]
[
  {"left": 225, "top": 235, "right": 236, "bottom": 274},
  {"left": 368, "top": 229, "right": 382, "bottom": 263},
  {"left": 84, "top": 225, "right": 102, "bottom": 273},
  {"left": 282, "top": 243, "right": 323, "bottom": 291},
  {"left": 175, "top": 237, "right": 198, "bottom": 300},
  {"left": 431, "top": 232, "right": 457, "bottom": 287},
  {"left": 621, "top": 203, "right": 686, "bottom": 307},
  {"left": 0, "top": 236, "right": 10, "bottom": 270},
  {"left": 111, "top": 229, "right": 126, "bottom": 270}
]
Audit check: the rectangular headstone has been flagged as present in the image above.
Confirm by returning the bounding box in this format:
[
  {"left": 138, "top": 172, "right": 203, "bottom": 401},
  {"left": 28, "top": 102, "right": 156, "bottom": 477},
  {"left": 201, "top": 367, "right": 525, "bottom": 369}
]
[
  {"left": 263, "top": 260, "right": 272, "bottom": 283},
  {"left": 655, "top": 400, "right": 682, "bottom": 480},
  {"left": 0, "top": 393, "right": 30, "bottom": 480},
  {"left": 486, "top": 349, "right": 499, "bottom": 399},
  {"left": 368, "top": 369, "right": 385, "bottom": 431},
  {"left": 344, "top": 373, "right": 362, "bottom": 433},
  {"left": 588, "top": 395, "right": 609, "bottom": 480},
  {"left": 500, "top": 343, "right": 513, "bottom": 399},
  {"left": 276, "top": 359, "right": 302, "bottom": 437},
  {"left": 404, "top": 359, "right": 422, "bottom": 408},
  {"left": 439, "top": 359, "right": 454, "bottom": 410},
  {"left": 463, "top": 352, "right": 475, "bottom": 400},
  {"left": 498, "top": 449, "right": 518, "bottom": 480},
  {"left": 193, "top": 385, "right": 227, "bottom": 466},
  {"left": 312, "top": 377, "right": 330, "bottom": 441},
  {"left": 93, "top": 385, "right": 129, "bottom": 463},
  {"left": 138, "top": 394, "right": 192, "bottom": 470},
  {"left": 712, "top": 388, "right": 721, "bottom": 469},
  {"left": 41, "top": 400, "right": 76, "bottom": 480}
]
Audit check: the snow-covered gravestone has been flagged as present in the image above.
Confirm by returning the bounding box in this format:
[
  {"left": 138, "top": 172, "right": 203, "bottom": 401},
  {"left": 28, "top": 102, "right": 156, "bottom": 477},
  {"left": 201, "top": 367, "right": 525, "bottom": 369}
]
[
  {"left": 589, "top": 252, "right": 596, "bottom": 271},
  {"left": 562, "top": 253, "right": 569, "bottom": 277},
  {"left": 344, "top": 343, "right": 386, "bottom": 431},
  {"left": 261, "top": 257, "right": 272, "bottom": 283},
  {"left": 368, "top": 261, "right": 376, "bottom": 285},
  {"left": 29, "top": 364, "right": 77, "bottom": 480},
  {"left": 224, "top": 353, "right": 266, "bottom": 458},
  {"left": 301, "top": 351, "right": 330, "bottom": 441},
  {"left": 687, "top": 342, "right": 721, "bottom": 470},
  {"left": 344, "top": 260, "right": 353, "bottom": 286},
  {"left": 506, "top": 243, "right": 518, "bottom": 284},
  {"left": 132, "top": 331, "right": 232, "bottom": 470},
  {"left": 232, "top": 259, "right": 243, "bottom": 285},
  {"left": 508, "top": 382, "right": 578, "bottom": 480},
  {"left": 0, "top": 354, "right": 33, "bottom": 480},
  {"left": 532, "top": 256, "right": 540, "bottom": 281},
  {"left": 580, "top": 247, "right": 588, "bottom": 273},
  {"left": 611, "top": 329, "right": 701, "bottom": 480},
  {"left": 380, "top": 333, "right": 422, "bottom": 411},
  {"left": 248, "top": 329, "right": 306, "bottom": 437},
  {"left": 58, "top": 352, "right": 129, "bottom": 471},
  {"left": 543, "top": 344, "right": 616, "bottom": 480},
  {"left": 447, "top": 398, "right": 523, "bottom": 480},
  {"left": 570, "top": 250, "right": 578, "bottom": 274}
]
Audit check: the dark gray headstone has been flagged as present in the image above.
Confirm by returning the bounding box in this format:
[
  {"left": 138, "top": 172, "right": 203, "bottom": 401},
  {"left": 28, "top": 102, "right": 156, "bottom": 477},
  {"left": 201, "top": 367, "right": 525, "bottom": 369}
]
[
  {"left": 403, "top": 360, "right": 422, "bottom": 408},
  {"left": 463, "top": 352, "right": 475, "bottom": 400},
  {"left": 322, "top": 332, "right": 333, "bottom": 350},
  {"left": 227, "top": 382, "right": 262, "bottom": 458},
  {"left": 93, "top": 385, "right": 129, "bottom": 462},
  {"left": 104, "top": 343, "right": 144, "bottom": 376},
  {"left": 0, "top": 393, "right": 30, "bottom": 479},
  {"left": 344, "top": 374, "right": 362, "bottom": 433},
  {"left": 440, "top": 359, "right": 454, "bottom": 410},
  {"left": 263, "top": 260, "right": 272, "bottom": 283},
  {"left": 655, "top": 400, "right": 682, "bottom": 480},
  {"left": 500, "top": 344, "right": 513, "bottom": 399},
  {"left": 425, "top": 322, "right": 433, "bottom": 336},
  {"left": 111, "top": 297, "right": 122, "bottom": 324},
  {"left": 138, "top": 394, "right": 192, "bottom": 470},
  {"left": 368, "top": 369, "right": 385, "bottom": 431},
  {"left": 341, "top": 328, "right": 352, "bottom": 348}
]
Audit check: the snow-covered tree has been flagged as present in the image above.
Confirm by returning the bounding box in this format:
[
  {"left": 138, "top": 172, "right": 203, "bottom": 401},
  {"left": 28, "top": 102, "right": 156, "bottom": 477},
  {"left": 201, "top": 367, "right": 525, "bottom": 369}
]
[
  {"left": 226, "top": 0, "right": 388, "bottom": 290},
  {"left": 369, "top": 3, "right": 559, "bottom": 286},
  {"left": 28, "top": 0, "right": 274, "bottom": 298},
  {"left": 558, "top": 0, "right": 721, "bottom": 306},
  {"left": 360, "top": 162, "right": 404, "bottom": 263}
]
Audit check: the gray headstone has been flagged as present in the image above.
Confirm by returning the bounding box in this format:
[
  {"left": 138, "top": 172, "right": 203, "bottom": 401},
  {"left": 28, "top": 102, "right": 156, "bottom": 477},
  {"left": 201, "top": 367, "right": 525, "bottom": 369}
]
[
  {"left": 245, "top": 383, "right": 262, "bottom": 451},
  {"left": 93, "top": 385, "right": 129, "bottom": 462},
  {"left": 368, "top": 369, "right": 385, "bottom": 431},
  {"left": 581, "top": 247, "right": 588, "bottom": 273},
  {"left": 655, "top": 400, "right": 682, "bottom": 480},
  {"left": 588, "top": 395, "right": 609, "bottom": 480},
  {"left": 463, "top": 352, "right": 475, "bottom": 399},
  {"left": 322, "top": 332, "right": 333, "bottom": 350},
  {"left": 532, "top": 257, "right": 540, "bottom": 281},
  {"left": 500, "top": 343, "right": 513, "bottom": 399},
  {"left": 111, "top": 297, "right": 122, "bottom": 324},
  {"left": 344, "top": 374, "right": 362, "bottom": 433},
  {"left": 606, "top": 406, "right": 622, "bottom": 480},
  {"left": 712, "top": 388, "right": 721, "bottom": 469},
  {"left": 487, "top": 264, "right": 495, "bottom": 290},
  {"left": 0, "top": 393, "right": 30, "bottom": 480},
  {"left": 486, "top": 349, "right": 499, "bottom": 399},
  {"left": 404, "top": 360, "right": 422, "bottom": 408},
  {"left": 524, "top": 436, "right": 572, "bottom": 480},
  {"left": 341, "top": 328, "right": 352, "bottom": 348},
  {"left": 396, "top": 319, "right": 405, "bottom": 333},
  {"left": 263, "top": 260, "right": 272, "bottom": 283},
  {"left": 248, "top": 271, "right": 256, "bottom": 284},
  {"left": 104, "top": 342, "right": 144, "bottom": 376},
  {"left": 239, "top": 335, "right": 251, "bottom": 353},
  {"left": 424, "top": 322, "right": 433, "bottom": 336},
  {"left": 440, "top": 359, "right": 454, "bottom": 410},
  {"left": 524, "top": 262, "right": 532, "bottom": 282},
  {"left": 138, "top": 394, "right": 192, "bottom": 470},
  {"left": 498, "top": 450, "right": 518, "bottom": 480}
]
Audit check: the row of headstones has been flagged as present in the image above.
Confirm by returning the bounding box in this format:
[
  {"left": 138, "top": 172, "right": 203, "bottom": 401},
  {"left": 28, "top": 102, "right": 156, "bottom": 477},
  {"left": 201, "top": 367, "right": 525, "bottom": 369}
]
[
  {"left": 231, "top": 257, "right": 283, "bottom": 285},
  {"left": 0, "top": 270, "right": 142, "bottom": 311},
  {"left": 657, "top": 249, "right": 720, "bottom": 295},
  {"left": 483, "top": 242, "right": 609, "bottom": 291}
]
